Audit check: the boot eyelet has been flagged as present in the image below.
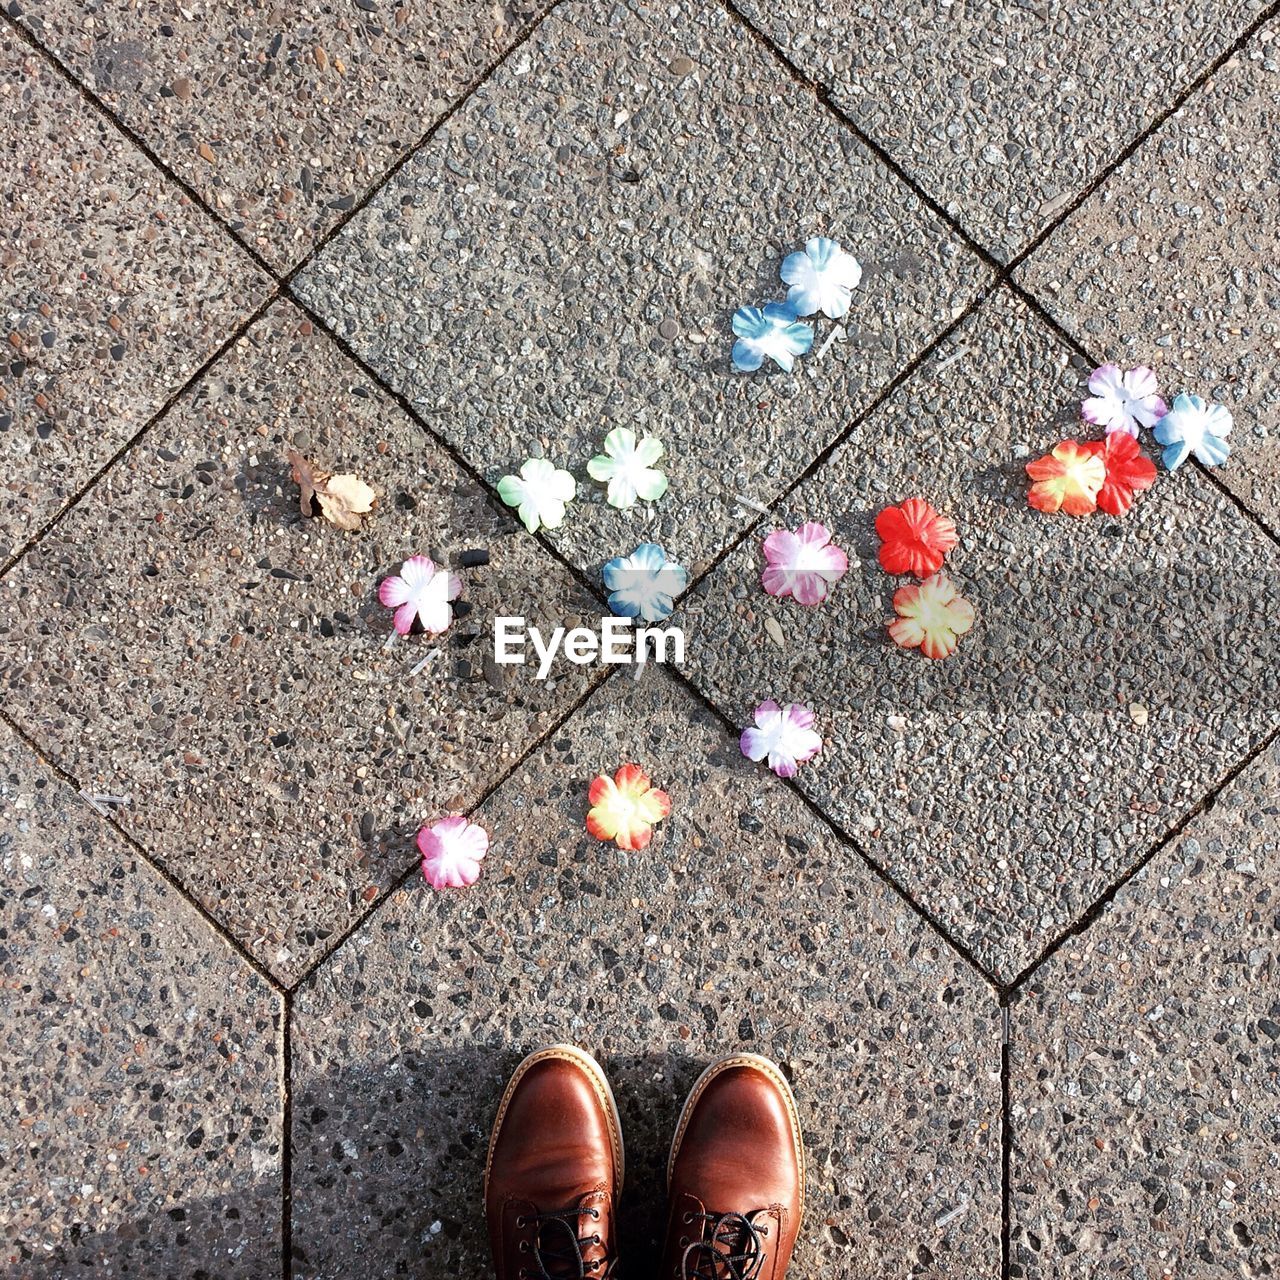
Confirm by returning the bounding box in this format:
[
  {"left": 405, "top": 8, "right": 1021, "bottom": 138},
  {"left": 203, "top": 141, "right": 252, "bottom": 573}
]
[
  {"left": 518, "top": 1241, "right": 529, "bottom": 1253},
  {"left": 681, "top": 1212, "right": 693, "bottom": 1224},
  {"left": 590, "top": 1208, "right": 600, "bottom": 1219},
  {"left": 515, "top": 1215, "right": 526, "bottom": 1229},
  {"left": 678, "top": 1236, "right": 689, "bottom": 1248}
]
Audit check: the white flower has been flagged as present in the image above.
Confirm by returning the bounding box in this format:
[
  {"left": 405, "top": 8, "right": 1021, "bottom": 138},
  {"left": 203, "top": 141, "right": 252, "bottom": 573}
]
[
  {"left": 378, "top": 555, "right": 462, "bottom": 635},
  {"left": 740, "top": 700, "right": 822, "bottom": 778},
  {"left": 731, "top": 303, "right": 813, "bottom": 373},
  {"left": 1153, "top": 393, "right": 1232, "bottom": 470},
  {"left": 586, "top": 427, "right": 669, "bottom": 509},
  {"left": 780, "top": 236, "right": 862, "bottom": 319},
  {"left": 1081, "top": 364, "right": 1167, "bottom": 438},
  {"left": 496, "top": 458, "right": 576, "bottom": 533}
]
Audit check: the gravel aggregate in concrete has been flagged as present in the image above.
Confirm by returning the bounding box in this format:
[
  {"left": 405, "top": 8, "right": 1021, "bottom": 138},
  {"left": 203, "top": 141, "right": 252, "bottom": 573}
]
[
  {"left": 0, "top": 719, "right": 283, "bottom": 1276},
  {"left": 683, "top": 285, "right": 1280, "bottom": 983},
  {"left": 729, "top": 0, "right": 1265, "bottom": 262},
  {"left": 291, "top": 671, "right": 1001, "bottom": 1279},
  {"left": 8, "top": 0, "right": 542, "bottom": 272},
  {"left": 1017, "top": 22, "right": 1280, "bottom": 534},
  {"left": 0, "top": 27, "right": 270, "bottom": 562},
  {"left": 0, "top": 300, "right": 602, "bottom": 985},
  {"left": 1010, "top": 735, "right": 1280, "bottom": 1279},
  {"left": 294, "top": 0, "right": 991, "bottom": 580}
]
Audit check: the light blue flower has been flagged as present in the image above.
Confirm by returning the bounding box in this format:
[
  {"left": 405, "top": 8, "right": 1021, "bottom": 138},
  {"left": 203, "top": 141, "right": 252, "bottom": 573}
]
[
  {"left": 602, "top": 542, "right": 687, "bottom": 623},
  {"left": 780, "top": 236, "right": 862, "bottom": 319},
  {"left": 731, "top": 302, "right": 813, "bottom": 373},
  {"left": 1153, "top": 392, "right": 1233, "bottom": 470}
]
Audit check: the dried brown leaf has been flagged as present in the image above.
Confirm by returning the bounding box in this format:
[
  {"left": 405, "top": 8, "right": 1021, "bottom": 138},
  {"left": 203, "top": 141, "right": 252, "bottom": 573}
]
[{"left": 287, "top": 448, "right": 376, "bottom": 530}]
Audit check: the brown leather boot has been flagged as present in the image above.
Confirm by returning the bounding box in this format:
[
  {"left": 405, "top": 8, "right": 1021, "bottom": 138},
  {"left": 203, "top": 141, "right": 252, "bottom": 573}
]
[
  {"left": 484, "top": 1044, "right": 624, "bottom": 1279},
  {"left": 660, "top": 1053, "right": 804, "bottom": 1280}
]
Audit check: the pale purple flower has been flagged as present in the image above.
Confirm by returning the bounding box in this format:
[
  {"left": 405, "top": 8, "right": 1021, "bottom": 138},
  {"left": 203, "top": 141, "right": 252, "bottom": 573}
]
[
  {"left": 740, "top": 700, "right": 822, "bottom": 778},
  {"left": 761, "top": 521, "right": 849, "bottom": 606},
  {"left": 418, "top": 816, "right": 489, "bottom": 889},
  {"left": 1081, "top": 364, "right": 1167, "bottom": 438},
  {"left": 378, "top": 555, "right": 462, "bottom": 636}
]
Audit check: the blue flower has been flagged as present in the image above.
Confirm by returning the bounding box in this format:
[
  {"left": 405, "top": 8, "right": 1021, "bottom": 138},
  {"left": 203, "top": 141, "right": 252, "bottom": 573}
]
[
  {"left": 1153, "top": 392, "right": 1233, "bottom": 470},
  {"left": 731, "top": 302, "right": 813, "bottom": 373},
  {"left": 780, "top": 236, "right": 862, "bottom": 319},
  {"left": 602, "top": 542, "right": 687, "bottom": 623}
]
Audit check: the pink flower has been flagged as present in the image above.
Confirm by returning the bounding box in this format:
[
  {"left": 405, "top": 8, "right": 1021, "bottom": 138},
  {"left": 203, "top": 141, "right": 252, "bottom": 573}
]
[
  {"left": 378, "top": 555, "right": 462, "bottom": 636},
  {"left": 1081, "top": 364, "right": 1167, "bottom": 438},
  {"left": 740, "top": 700, "right": 822, "bottom": 778},
  {"left": 760, "top": 522, "right": 849, "bottom": 606},
  {"left": 417, "top": 816, "right": 489, "bottom": 889}
]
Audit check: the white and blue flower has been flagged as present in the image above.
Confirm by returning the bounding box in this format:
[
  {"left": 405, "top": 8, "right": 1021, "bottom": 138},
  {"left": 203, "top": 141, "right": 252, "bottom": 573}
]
[
  {"left": 1153, "top": 393, "right": 1232, "bottom": 470},
  {"left": 602, "top": 542, "right": 687, "bottom": 623},
  {"left": 780, "top": 236, "right": 862, "bottom": 319},
  {"left": 731, "top": 302, "right": 813, "bottom": 373}
]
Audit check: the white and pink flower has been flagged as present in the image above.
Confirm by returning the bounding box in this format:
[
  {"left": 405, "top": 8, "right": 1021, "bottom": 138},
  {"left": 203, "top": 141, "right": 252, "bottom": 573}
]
[
  {"left": 417, "top": 816, "right": 489, "bottom": 889},
  {"left": 378, "top": 555, "right": 462, "bottom": 636},
  {"left": 1081, "top": 364, "right": 1167, "bottom": 438},
  {"left": 760, "top": 522, "right": 849, "bottom": 606},
  {"left": 740, "top": 700, "right": 822, "bottom": 778}
]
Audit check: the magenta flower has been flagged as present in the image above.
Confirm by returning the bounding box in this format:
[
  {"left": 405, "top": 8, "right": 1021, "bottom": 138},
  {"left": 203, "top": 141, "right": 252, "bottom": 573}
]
[
  {"left": 417, "top": 816, "right": 489, "bottom": 889},
  {"left": 760, "top": 522, "right": 849, "bottom": 606},
  {"left": 378, "top": 555, "right": 462, "bottom": 636},
  {"left": 740, "top": 700, "right": 822, "bottom": 778},
  {"left": 1081, "top": 364, "right": 1167, "bottom": 438}
]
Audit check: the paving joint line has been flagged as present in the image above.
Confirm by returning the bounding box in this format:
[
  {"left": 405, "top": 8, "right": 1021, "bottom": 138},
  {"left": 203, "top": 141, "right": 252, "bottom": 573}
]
[
  {"left": 281, "top": 988, "right": 293, "bottom": 1280},
  {"left": 999, "top": 994, "right": 1013, "bottom": 1279},
  {"left": 0, "top": 705, "right": 286, "bottom": 994}
]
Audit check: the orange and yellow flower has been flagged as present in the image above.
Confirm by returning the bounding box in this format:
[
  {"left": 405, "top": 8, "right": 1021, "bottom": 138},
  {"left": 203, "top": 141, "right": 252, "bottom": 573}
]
[
  {"left": 1026, "top": 440, "right": 1106, "bottom": 516},
  {"left": 888, "top": 573, "right": 976, "bottom": 660},
  {"left": 585, "top": 764, "right": 671, "bottom": 851}
]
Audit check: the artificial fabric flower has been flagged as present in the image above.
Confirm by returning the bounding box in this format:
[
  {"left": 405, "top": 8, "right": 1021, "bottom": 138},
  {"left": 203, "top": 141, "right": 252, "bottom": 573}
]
[
  {"left": 418, "top": 816, "right": 489, "bottom": 889},
  {"left": 739, "top": 699, "right": 822, "bottom": 778},
  {"left": 780, "top": 236, "right": 863, "bottom": 319},
  {"left": 586, "top": 763, "right": 671, "bottom": 850},
  {"left": 1088, "top": 433, "right": 1157, "bottom": 517},
  {"left": 496, "top": 458, "right": 576, "bottom": 533},
  {"left": 378, "top": 555, "right": 463, "bottom": 635},
  {"left": 1153, "top": 393, "right": 1232, "bottom": 470},
  {"left": 586, "top": 427, "right": 669, "bottom": 509},
  {"left": 602, "top": 542, "right": 687, "bottom": 623},
  {"left": 888, "top": 573, "right": 975, "bottom": 660},
  {"left": 875, "top": 498, "right": 959, "bottom": 577},
  {"left": 1026, "top": 440, "right": 1106, "bottom": 516},
  {"left": 761, "top": 521, "right": 849, "bottom": 605},
  {"left": 731, "top": 302, "right": 814, "bottom": 373},
  {"left": 1081, "top": 364, "right": 1167, "bottom": 438}
]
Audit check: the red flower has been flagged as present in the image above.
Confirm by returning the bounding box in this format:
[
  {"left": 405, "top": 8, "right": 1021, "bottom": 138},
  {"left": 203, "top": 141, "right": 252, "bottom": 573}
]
[
  {"left": 1026, "top": 440, "right": 1105, "bottom": 516},
  {"left": 1087, "top": 433, "right": 1157, "bottom": 516},
  {"left": 875, "top": 498, "right": 959, "bottom": 578}
]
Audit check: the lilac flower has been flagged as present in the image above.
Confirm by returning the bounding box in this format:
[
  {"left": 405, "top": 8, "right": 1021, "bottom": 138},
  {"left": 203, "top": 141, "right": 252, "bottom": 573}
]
[
  {"left": 731, "top": 302, "right": 813, "bottom": 373},
  {"left": 740, "top": 700, "right": 822, "bottom": 778},
  {"left": 1081, "top": 364, "right": 1167, "bottom": 438}
]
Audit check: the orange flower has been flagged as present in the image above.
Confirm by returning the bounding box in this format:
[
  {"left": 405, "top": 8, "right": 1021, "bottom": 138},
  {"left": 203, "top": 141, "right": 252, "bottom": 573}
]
[
  {"left": 1026, "top": 440, "right": 1106, "bottom": 516},
  {"left": 586, "top": 764, "right": 671, "bottom": 851},
  {"left": 888, "top": 573, "right": 976, "bottom": 660},
  {"left": 875, "top": 498, "right": 959, "bottom": 578},
  {"left": 1087, "top": 433, "right": 1157, "bottom": 517}
]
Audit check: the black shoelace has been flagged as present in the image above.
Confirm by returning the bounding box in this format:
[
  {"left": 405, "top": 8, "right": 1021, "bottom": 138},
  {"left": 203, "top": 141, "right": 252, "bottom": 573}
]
[
  {"left": 678, "top": 1210, "right": 768, "bottom": 1280},
  {"left": 516, "top": 1205, "right": 615, "bottom": 1280}
]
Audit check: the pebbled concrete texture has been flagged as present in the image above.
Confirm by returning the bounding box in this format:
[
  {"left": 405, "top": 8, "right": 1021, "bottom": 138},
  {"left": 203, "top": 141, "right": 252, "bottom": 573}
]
[
  {"left": 0, "top": 299, "right": 602, "bottom": 985},
  {"left": 294, "top": 0, "right": 991, "bottom": 580},
  {"left": 291, "top": 671, "right": 1001, "bottom": 1279},
  {"left": 728, "top": 0, "right": 1266, "bottom": 262},
  {"left": 7, "top": 0, "right": 543, "bottom": 272},
  {"left": 683, "top": 285, "right": 1280, "bottom": 984},
  {"left": 1009, "top": 735, "right": 1280, "bottom": 1280},
  {"left": 0, "top": 718, "right": 283, "bottom": 1277},
  {"left": 0, "top": 25, "right": 270, "bottom": 563},
  {"left": 1017, "top": 20, "right": 1280, "bottom": 535}
]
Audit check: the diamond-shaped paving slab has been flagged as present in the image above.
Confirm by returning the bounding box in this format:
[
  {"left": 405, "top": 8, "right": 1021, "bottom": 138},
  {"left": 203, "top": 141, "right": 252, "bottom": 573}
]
[
  {"left": 292, "top": 672, "right": 1000, "bottom": 1278},
  {"left": 294, "top": 0, "right": 990, "bottom": 578},
  {"left": 9, "top": 0, "right": 545, "bottom": 272},
  {"left": 684, "top": 286, "right": 1280, "bottom": 982},
  {"left": 0, "top": 27, "right": 270, "bottom": 562},
  {"left": 730, "top": 0, "right": 1265, "bottom": 262},
  {"left": 1017, "top": 23, "right": 1280, "bottom": 533},
  {"left": 0, "top": 300, "right": 602, "bottom": 984},
  {"left": 0, "top": 719, "right": 282, "bottom": 1275},
  {"left": 1010, "top": 735, "right": 1279, "bottom": 1278}
]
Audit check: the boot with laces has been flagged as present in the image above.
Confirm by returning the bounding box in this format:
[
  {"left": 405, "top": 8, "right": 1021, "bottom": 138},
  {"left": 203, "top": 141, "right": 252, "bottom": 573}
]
[{"left": 485, "top": 1045, "right": 624, "bottom": 1280}]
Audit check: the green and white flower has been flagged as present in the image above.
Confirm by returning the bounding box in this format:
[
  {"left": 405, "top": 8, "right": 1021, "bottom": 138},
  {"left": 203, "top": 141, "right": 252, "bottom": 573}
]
[
  {"left": 496, "top": 457, "right": 577, "bottom": 533},
  {"left": 586, "top": 427, "right": 669, "bottom": 510}
]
